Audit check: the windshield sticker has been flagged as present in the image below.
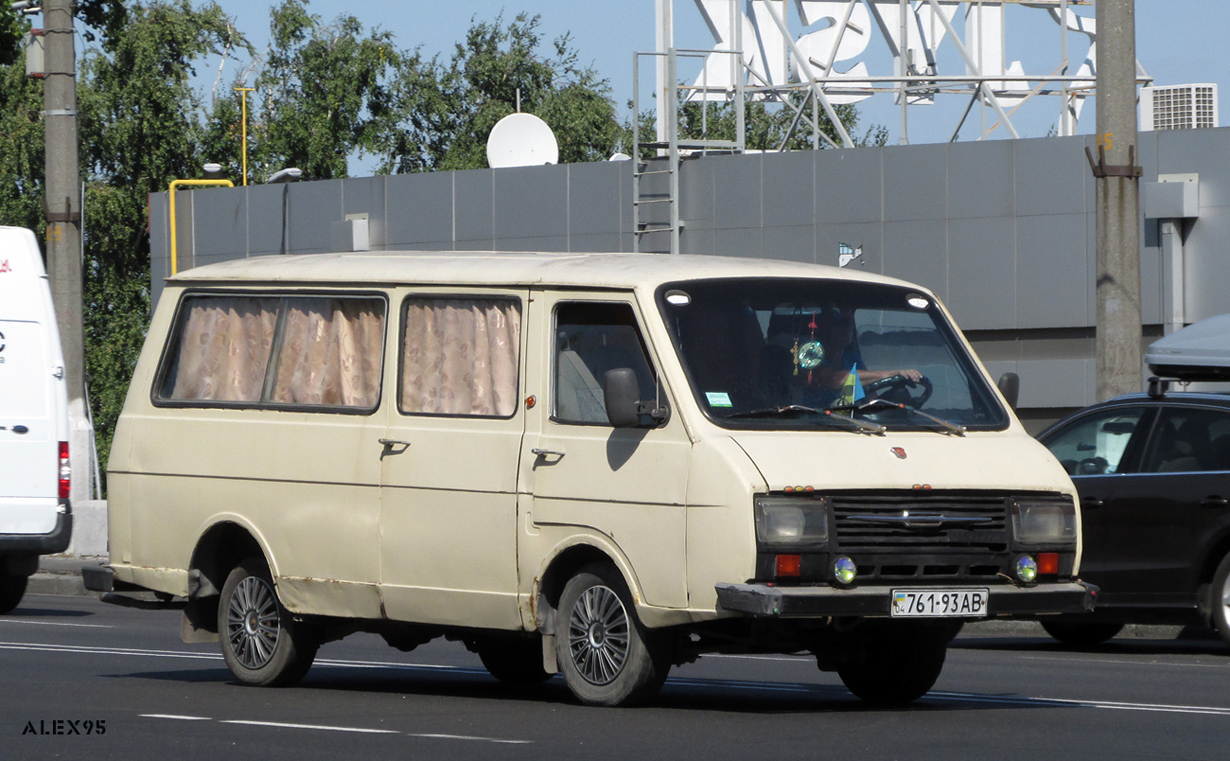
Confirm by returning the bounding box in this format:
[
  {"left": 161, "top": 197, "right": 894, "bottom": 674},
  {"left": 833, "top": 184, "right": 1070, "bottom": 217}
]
[{"left": 705, "top": 391, "right": 733, "bottom": 408}]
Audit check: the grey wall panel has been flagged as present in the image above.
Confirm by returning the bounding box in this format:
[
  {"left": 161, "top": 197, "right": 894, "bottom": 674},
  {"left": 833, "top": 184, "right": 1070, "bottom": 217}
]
[
  {"left": 762, "top": 151, "right": 815, "bottom": 228},
  {"left": 680, "top": 226, "right": 714, "bottom": 257},
  {"left": 1016, "top": 214, "right": 1088, "bottom": 328},
  {"left": 1183, "top": 211, "right": 1230, "bottom": 322},
  {"left": 816, "top": 147, "right": 881, "bottom": 224},
  {"left": 1157, "top": 129, "right": 1230, "bottom": 208},
  {"left": 286, "top": 181, "right": 341, "bottom": 255},
  {"left": 678, "top": 157, "right": 714, "bottom": 232},
  {"left": 1015, "top": 136, "right": 1086, "bottom": 218},
  {"left": 453, "top": 170, "right": 493, "bottom": 246},
  {"left": 948, "top": 140, "right": 1013, "bottom": 220},
  {"left": 494, "top": 165, "right": 567, "bottom": 239},
  {"left": 815, "top": 222, "right": 882, "bottom": 274},
  {"left": 567, "top": 161, "right": 624, "bottom": 236},
  {"left": 761, "top": 225, "right": 815, "bottom": 263},
  {"left": 569, "top": 233, "right": 626, "bottom": 254},
  {"left": 713, "top": 226, "right": 762, "bottom": 258},
  {"left": 1136, "top": 130, "right": 1160, "bottom": 185},
  {"left": 493, "top": 236, "right": 570, "bottom": 253},
  {"left": 189, "top": 188, "right": 247, "bottom": 260},
  {"left": 245, "top": 185, "right": 287, "bottom": 257},
  {"left": 1017, "top": 358, "right": 1094, "bottom": 408},
  {"left": 1140, "top": 232, "right": 1162, "bottom": 325},
  {"left": 946, "top": 217, "right": 1016, "bottom": 329},
  {"left": 882, "top": 218, "right": 947, "bottom": 299},
  {"left": 712, "top": 153, "right": 762, "bottom": 230},
  {"left": 882, "top": 143, "right": 947, "bottom": 222},
  {"left": 342, "top": 177, "right": 386, "bottom": 248},
  {"left": 386, "top": 172, "right": 453, "bottom": 246}
]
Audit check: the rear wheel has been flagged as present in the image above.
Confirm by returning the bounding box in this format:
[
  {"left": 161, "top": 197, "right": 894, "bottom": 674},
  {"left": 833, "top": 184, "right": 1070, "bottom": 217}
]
[
  {"left": 218, "top": 557, "right": 318, "bottom": 687},
  {"left": 0, "top": 574, "right": 28, "bottom": 615},
  {"left": 1040, "top": 620, "right": 1124, "bottom": 647},
  {"left": 836, "top": 622, "right": 948, "bottom": 705},
  {"left": 1209, "top": 554, "right": 1230, "bottom": 647},
  {"left": 555, "top": 563, "right": 671, "bottom": 707},
  {"left": 475, "top": 636, "right": 552, "bottom": 685}
]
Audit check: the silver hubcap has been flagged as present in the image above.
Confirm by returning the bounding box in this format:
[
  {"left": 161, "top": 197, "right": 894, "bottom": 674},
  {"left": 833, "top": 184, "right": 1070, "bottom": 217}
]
[
  {"left": 568, "top": 584, "right": 630, "bottom": 685},
  {"left": 226, "top": 575, "right": 280, "bottom": 670}
]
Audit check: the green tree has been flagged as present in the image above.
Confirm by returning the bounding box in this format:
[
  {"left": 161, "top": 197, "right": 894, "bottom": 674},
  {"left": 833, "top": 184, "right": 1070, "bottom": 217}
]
[{"left": 384, "top": 13, "right": 624, "bottom": 173}]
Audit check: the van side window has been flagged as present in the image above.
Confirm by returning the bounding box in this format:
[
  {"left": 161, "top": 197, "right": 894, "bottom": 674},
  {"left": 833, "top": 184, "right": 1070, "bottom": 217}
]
[
  {"left": 269, "top": 298, "right": 385, "bottom": 407},
  {"left": 399, "top": 298, "right": 521, "bottom": 417},
  {"left": 554, "top": 302, "right": 658, "bottom": 425},
  {"left": 157, "top": 295, "right": 386, "bottom": 410},
  {"left": 160, "top": 296, "right": 280, "bottom": 403}
]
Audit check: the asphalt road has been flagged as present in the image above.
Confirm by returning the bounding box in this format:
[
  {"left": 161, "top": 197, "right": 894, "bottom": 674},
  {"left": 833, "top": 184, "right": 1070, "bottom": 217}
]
[{"left": 4, "top": 594, "right": 1230, "bottom": 761}]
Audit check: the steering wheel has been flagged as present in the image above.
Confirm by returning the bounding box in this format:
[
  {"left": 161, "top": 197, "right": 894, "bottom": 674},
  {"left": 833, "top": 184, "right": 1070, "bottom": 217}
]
[
  {"left": 1076, "top": 456, "right": 1108, "bottom": 475},
  {"left": 864, "top": 374, "right": 932, "bottom": 408}
]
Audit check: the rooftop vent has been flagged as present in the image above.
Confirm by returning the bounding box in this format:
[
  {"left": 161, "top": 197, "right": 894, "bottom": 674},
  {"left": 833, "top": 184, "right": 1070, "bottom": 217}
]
[{"left": 1140, "top": 84, "right": 1219, "bottom": 131}]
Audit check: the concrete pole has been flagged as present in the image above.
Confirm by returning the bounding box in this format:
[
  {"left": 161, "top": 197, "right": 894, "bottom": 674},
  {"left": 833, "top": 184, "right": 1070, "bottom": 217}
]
[
  {"left": 42, "top": 0, "right": 91, "bottom": 503},
  {"left": 1094, "top": 0, "right": 1143, "bottom": 401}
]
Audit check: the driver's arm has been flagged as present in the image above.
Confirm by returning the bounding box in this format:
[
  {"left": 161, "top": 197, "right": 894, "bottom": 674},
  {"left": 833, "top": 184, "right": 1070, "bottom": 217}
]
[{"left": 860, "top": 368, "right": 923, "bottom": 383}]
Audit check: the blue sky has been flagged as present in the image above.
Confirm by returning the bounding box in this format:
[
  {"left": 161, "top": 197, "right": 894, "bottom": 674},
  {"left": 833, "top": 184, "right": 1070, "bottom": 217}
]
[{"left": 197, "top": 1, "right": 1228, "bottom": 166}]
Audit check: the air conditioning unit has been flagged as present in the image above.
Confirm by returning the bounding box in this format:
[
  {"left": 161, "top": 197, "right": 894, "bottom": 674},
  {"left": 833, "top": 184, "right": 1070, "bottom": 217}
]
[{"left": 1140, "top": 84, "right": 1219, "bottom": 131}]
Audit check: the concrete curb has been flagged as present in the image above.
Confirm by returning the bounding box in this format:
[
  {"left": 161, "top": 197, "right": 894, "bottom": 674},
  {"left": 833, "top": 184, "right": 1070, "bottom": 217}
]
[{"left": 27, "top": 555, "right": 107, "bottom": 598}]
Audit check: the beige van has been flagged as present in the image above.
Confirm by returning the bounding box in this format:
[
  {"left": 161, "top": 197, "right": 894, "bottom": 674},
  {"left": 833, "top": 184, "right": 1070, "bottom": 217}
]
[{"left": 87, "top": 251, "right": 1093, "bottom": 706}]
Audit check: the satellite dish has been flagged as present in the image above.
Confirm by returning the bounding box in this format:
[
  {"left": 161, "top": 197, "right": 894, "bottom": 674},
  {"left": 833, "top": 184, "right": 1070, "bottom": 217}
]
[{"left": 486, "top": 112, "right": 559, "bottom": 168}]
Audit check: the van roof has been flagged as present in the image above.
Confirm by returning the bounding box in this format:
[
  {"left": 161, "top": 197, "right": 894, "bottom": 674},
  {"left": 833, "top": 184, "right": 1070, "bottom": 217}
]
[{"left": 168, "top": 251, "right": 919, "bottom": 292}]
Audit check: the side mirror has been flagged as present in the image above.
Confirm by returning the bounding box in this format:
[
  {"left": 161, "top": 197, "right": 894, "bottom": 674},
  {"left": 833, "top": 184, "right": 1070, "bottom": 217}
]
[
  {"left": 996, "top": 372, "right": 1020, "bottom": 411},
  {"left": 603, "top": 368, "right": 670, "bottom": 428}
]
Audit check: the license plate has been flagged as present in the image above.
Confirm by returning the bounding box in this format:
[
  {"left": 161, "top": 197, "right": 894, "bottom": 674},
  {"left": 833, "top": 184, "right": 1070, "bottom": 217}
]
[{"left": 891, "top": 589, "right": 989, "bottom": 618}]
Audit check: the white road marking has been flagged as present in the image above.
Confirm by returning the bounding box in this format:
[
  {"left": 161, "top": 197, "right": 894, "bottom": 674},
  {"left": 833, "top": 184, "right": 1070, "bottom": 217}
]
[
  {"left": 221, "top": 720, "right": 399, "bottom": 734},
  {"left": 140, "top": 714, "right": 211, "bottom": 721},
  {"left": 0, "top": 619, "right": 112, "bottom": 629},
  {"left": 1019, "top": 654, "right": 1230, "bottom": 670},
  {"left": 408, "top": 733, "right": 532, "bottom": 744},
  {"left": 929, "top": 691, "right": 1230, "bottom": 717}
]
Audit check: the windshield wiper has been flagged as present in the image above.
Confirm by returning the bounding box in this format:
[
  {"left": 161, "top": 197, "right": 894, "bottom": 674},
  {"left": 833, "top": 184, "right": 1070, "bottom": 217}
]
[
  {"left": 830, "top": 397, "right": 967, "bottom": 436},
  {"left": 725, "top": 405, "right": 886, "bottom": 435}
]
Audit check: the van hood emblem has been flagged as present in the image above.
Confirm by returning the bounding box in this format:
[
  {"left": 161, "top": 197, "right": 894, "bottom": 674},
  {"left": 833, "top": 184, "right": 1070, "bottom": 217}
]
[{"left": 891, "top": 447, "right": 907, "bottom": 459}]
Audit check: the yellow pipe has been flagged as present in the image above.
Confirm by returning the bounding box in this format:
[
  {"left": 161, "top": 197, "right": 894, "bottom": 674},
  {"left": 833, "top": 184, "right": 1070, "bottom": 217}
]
[
  {"left": 169, "top": 179, "right": 234, "bottom": 276},
  {"left": 235, "top": 86, "right": 255, "bottom": 187}
]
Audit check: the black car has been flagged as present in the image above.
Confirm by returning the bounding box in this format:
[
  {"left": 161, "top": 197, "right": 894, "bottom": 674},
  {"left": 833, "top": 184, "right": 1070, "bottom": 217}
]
[{"left": 1036, "top": 383, "right": 1230, "bottom": 646}]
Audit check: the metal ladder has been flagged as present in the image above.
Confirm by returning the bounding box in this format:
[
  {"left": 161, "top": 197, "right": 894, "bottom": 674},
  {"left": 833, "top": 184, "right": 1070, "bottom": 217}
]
[{"left": 632, "top": 48, "right": 744, "bottom": 254}]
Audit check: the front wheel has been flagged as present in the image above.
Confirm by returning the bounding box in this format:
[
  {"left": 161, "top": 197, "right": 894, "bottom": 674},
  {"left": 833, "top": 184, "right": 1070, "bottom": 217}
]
[
  {"left": 0, "top": 574, "right": 28, "bottom": 615},
  {"left": 218, "top": 557, "right": 318, "bottom": 687},
  {"left": 1040, "top": 620, "right": 1123, "bottom": 646},
  {"left": 1209, "top": 554, "right": 1230, "bottom": 647},
  {"left": 555, "top": 563, "right": 671, "bottom": 707},
  {"left": 835, "top": 622, "right": 948, "bottom": 704}
]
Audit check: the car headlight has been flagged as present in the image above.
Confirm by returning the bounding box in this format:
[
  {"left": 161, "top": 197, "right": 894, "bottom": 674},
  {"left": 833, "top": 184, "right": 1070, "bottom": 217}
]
[
  {"left": 754, "top": 496, "right": 830, "bottom": 548},
  {"left": 1011, "top": 497, "right": 1077, "bottom": 547}
]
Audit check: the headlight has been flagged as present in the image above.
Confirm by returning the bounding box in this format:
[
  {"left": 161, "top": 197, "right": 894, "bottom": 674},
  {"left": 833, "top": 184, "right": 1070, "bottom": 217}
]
[
  {"left": 754, "top": 496, "right": 830, "bottom": 547},
  {"left": 1011, "top": 497, "right": 1077, "bottom": 547}
]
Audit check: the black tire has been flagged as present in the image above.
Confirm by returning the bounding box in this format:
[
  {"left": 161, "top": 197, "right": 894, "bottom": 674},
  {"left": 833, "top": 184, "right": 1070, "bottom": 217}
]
[
  {"left": 836, "top": 622, "right": 948, "bottom": 705},
  {"left": 1040, "top": 620, "right": 1124, "bottom": 647},
  {"left": 1209, "top": 554, "right": 1230, "bottom": 647},
  {"left": 555, "top": 563, "right": 671, "bottom": 707},
  {"left": 476, "top": 636, "right": 552, "bottom": 685},
  {"left": 0, "top": 574, "right": 28, "bottom": 615},
  {"left": 217, "top": 557, "right": 318, "bottom": 687}
]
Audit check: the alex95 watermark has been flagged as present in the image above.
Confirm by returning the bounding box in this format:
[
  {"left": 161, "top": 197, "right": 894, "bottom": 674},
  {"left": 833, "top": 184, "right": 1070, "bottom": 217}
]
[{"left": 22, "top": 719, "right": 106, "bottom": 736}]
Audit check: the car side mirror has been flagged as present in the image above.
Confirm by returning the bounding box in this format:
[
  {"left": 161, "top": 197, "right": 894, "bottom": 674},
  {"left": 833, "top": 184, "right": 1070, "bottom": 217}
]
[
  {"left": 997, "top": 372, "right": 1020, "bottom": 411},
  {"left": 603, "top": 368, "right": 669, "bottom": 428}
]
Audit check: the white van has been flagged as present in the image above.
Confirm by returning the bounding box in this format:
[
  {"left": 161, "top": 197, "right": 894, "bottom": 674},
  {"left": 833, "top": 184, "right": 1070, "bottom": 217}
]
[
  {"left": 0, "top": 227, "right": 72, "bottom": 614},
  {"left": 88, "top": 251, "right": 1093, "bottom": 705}
]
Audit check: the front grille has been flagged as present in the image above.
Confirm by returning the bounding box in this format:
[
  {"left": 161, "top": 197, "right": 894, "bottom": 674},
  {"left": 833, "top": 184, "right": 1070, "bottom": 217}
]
[{"left": 831, "top": 492, "right": 1011, "bottom": 553}]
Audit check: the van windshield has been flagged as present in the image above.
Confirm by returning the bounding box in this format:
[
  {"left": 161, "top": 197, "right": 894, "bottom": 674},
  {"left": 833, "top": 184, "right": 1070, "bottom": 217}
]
[{"left": 656, "top": 278, "right": 1008, "bottom": 431}]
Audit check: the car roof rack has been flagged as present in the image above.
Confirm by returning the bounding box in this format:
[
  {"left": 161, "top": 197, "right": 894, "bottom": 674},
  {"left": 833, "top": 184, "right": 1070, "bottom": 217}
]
[{"left": 1147, "top": 376, "right": 1174, "bottom": 399}]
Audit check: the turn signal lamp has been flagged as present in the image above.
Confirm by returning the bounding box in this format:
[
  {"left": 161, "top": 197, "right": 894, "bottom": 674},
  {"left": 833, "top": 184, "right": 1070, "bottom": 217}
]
[
  {"left": 775, "top": 554, "right": 802, "bottom": 578},
  {"left": 1037, "top": 552, "right": 1060, "bottom": 576},
  {"left": 833, "top": 556, "right": 857, "bottom": 585},
  {"left": 58, "top": 441, "right": 70, "bottom": 499},
  {"left": 1015, "top": 554, "right": 1038, "bottom": 583}
]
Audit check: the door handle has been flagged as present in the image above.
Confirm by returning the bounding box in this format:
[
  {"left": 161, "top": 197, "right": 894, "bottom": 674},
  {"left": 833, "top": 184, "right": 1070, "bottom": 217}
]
[
  {"left": 531, "top": 448, "right": 565, "bottom": 459},
  {"left": 379, "top": 438, "right": 410, "bottom": 448},
  {"left": 1201, "top": 496, "right": 1229, "bottom": 508},
  {"left": 1081, "top": 498, "right": 1105, "bottom": 509}
]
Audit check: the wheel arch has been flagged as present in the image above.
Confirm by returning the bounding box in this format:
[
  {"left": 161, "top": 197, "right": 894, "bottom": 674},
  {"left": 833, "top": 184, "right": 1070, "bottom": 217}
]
[
  {"left": 189, "top": 519, "right": 270, "bottom": 600},
  {"left": 534, "top": 538, "right": 641, "bottom": 637}
]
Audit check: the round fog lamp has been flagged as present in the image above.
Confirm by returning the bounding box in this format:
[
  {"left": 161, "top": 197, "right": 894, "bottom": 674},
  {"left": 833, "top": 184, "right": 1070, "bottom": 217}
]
[
  {"left": 833, "top": 556, "right": 857, "bottom": 585},
  {"left": 1015, "top": 555, "right": 1038, "bottom": 583}
]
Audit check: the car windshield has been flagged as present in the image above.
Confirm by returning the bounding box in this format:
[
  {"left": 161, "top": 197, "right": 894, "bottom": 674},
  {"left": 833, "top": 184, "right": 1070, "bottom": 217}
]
[{"left": 656, "top": 278, "right": 1007, "bottom": 431}]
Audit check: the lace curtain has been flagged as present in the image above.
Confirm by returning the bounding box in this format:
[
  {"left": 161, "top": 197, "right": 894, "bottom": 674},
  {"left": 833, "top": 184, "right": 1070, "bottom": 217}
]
[
  {"left": 272, "top": 298, "right": 385, "bottom": 407},
  {"left": 168, "top": 297, "right": 279, "bottom": 402},
  {"left": 400, "top": 299, "right": 521, "bottom": 417},
  {"left": 166, "top": 296, "right": 385, "bottom": 408}
]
